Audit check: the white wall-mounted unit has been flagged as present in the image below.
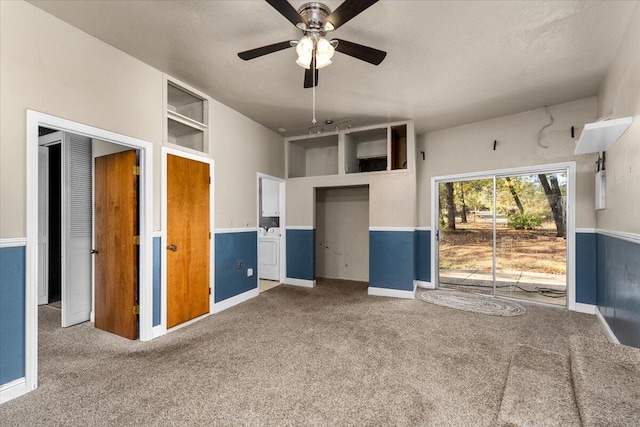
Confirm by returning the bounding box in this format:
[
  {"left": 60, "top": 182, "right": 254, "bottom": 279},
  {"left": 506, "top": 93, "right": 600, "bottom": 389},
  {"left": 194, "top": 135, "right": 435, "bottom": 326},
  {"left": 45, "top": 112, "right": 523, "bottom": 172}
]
[
  {"left": 574, "top": 116, "right": 633, "bottom": 155},
  {"left": 261, "top": 179, "right": 280, "bottom": 217}
]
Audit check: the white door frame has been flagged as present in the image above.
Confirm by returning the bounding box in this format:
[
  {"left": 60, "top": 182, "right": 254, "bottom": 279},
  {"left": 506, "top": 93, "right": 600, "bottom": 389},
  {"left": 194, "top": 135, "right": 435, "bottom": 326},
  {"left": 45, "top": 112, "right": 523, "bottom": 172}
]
[
  {"left": 25, "top": 110, "right": 154, "bottom": 395},
  {"left": 430, "top": 161, "right": 576, "bottom": 310},
  {"left": 160, "top": 147, "right": 215, "bottom": 336},
  {"left": 256, "top": 173, "right": 287, "bottom": 284}
]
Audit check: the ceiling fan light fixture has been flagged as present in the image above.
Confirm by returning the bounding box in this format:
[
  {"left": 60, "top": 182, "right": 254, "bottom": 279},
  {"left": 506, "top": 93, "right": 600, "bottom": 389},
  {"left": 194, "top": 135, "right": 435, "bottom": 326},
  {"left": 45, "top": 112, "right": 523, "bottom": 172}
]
[
  {"left": 296, "top": 54, "right": 312, "bottom": 69},
  {"left": 316, "top": 37, "right": 335, "bottom": 58},
  {"left": 315, "top": 55, "right": 332, "bottom": 69},
  {"left": 296, "top": 36, "right": 335, "bottom": 69},
  {"left": 295, "top": 35, "right": 314, "bottom": 69}
]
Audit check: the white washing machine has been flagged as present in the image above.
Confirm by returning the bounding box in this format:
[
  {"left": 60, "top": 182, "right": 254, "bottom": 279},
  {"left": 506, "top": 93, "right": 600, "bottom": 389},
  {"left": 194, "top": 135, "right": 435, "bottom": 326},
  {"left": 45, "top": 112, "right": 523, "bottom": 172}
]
[{"left": 259, "top": 228, "right": 280, "bottom": 281}]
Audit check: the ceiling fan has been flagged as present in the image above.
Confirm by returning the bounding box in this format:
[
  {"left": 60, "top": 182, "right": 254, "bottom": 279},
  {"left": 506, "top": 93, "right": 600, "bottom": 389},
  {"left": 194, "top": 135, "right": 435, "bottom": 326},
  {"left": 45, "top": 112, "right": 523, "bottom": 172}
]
[{"left": 238, "top": 0, "right": 386, "bottom": 88}]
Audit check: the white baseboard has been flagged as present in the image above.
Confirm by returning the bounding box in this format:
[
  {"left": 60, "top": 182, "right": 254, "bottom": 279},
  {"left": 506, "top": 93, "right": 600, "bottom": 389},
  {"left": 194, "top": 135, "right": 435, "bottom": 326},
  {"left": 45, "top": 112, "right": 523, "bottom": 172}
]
[
  {"left": 212, "top": 288, "right": 259, "bottom": 314},
  {"left": 151, "top": 325, "right": 163, "bottom": 339},
  {"left": 0, "top": 378, "right": 27, "bottom": 404},
  {"left": 574, "top": 303, "right": 596, "bottom": 314},
  {"left": 368, "top": 286, "right": 415, "bottom": 299},
  {"left": 285, "top": 277, "right": 315, "bottom": 288},
  {"left": 416, "top": 280, "right": 434, "bottom": 289},
  {"left": 595, "top": 307, "right": 620, "bottom": 344}
]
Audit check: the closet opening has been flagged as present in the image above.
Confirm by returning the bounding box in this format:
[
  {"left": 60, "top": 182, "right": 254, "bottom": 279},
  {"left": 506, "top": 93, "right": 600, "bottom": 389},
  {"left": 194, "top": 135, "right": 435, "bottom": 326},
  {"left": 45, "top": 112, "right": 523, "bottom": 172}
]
[
  {"left": 37, "top": 127, "right": 143, "bottom": 334},
  {"left": 315, "top": 185, "right": 370, "bottom": 290}
]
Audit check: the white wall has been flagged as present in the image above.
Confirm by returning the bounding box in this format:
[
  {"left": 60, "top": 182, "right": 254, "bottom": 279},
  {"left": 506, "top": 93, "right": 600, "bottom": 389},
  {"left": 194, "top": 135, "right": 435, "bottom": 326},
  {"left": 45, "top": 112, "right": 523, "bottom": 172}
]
[
  {"left": 316, "top": 186, "right": 369, "bottom": 281},
  {"left": 596, "top": 3, "right": 640, "bottom": 234},
  {"left": 0, "top": 1, "right": 284, "bottom": 237},
  {"left": 0, "top": 1, "right": 163, "bottom": 237},
  {"left": 416, "top": 98, "right": 598, "bottom": 228},
  {"left": 210, "top": 98, "right": 284, "bottom": 229}
]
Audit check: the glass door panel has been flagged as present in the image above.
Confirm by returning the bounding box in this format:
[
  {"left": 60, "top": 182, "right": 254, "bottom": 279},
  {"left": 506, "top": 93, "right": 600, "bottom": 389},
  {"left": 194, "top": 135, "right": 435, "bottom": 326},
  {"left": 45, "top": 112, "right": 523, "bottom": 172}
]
[
  {"left": 438, "top": 178, "right": 495, "bottom": 295},
  {"left": 495, "top": 173, "right": 567, "bottom": 306}
]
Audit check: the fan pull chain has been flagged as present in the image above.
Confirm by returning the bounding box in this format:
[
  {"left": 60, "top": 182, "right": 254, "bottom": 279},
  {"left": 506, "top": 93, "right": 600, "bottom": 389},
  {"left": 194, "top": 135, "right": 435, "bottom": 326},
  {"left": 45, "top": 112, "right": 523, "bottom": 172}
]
[{"left": 312, "top": 83, "right": 316, "bottom": 124}]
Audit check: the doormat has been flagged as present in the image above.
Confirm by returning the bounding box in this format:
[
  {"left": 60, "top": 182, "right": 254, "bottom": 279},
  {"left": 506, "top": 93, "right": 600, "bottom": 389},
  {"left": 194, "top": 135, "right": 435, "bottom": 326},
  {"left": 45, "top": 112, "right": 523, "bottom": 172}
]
[{"left": 418, "top": 290, "right": 526, "bottom": 316}]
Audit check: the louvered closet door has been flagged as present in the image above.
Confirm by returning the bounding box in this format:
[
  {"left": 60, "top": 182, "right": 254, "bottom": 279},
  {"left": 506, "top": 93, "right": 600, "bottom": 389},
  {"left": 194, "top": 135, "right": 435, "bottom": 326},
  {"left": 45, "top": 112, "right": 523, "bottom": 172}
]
[
  {"left": 62, "top": 133, "right": 93, "bottom": 327},
  {"left": 38, "top": 146, "right": 50, "bottom": 305}
]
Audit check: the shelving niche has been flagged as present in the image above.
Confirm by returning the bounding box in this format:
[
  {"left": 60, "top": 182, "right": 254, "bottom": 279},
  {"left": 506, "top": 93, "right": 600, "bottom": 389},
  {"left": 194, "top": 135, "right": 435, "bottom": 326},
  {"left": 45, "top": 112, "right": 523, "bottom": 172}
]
[
  {"left": 286, "top": 122, "right": 411, "bottom": 178},
  {"left": 288, "top": 134, "right": 339, "bottom": 178},
  {"left": 165, "top": 78, "right": 209, "bottom": 153},
  {"left": 345, "top": 127, "right": 387, "bottom": 173}
]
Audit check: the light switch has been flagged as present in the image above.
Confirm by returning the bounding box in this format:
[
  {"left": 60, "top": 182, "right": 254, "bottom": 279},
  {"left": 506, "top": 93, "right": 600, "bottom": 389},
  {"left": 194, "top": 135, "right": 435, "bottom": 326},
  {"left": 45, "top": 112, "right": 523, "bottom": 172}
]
[{"left": 247, "top": 268, "right": 254, "bottom": 277}]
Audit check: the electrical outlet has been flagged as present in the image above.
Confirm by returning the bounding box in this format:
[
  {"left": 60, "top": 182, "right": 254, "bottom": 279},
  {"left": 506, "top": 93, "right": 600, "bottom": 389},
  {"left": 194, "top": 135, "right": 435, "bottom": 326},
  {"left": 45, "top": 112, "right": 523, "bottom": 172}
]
[{"left": 237, "top": 260, "right": 243, "bottom": 270}]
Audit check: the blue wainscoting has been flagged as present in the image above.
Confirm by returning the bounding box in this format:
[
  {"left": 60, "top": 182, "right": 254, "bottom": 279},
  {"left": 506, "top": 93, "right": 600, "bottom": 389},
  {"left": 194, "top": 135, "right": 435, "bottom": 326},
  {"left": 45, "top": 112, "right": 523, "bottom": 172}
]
[
  {"left": 0, "top": 245, "right": 26, "bottom": 386},
  {"left": 596, "top": 233, "right": 640, "bottom": 348},
  {"left": 152, "top": 236, "right": 161, "bottom": 327},
  {"left": 286, "top": 228, "right": 314, "bottom": 280},
  {"left": 576, "top": 232, "right": 597, "bottom": 305},
  {"left": 370, "top": 230, "right": 415, "bottom": 291},
  {"left": 415, "top": 229, "right": 431, "bottom": 284},
  {"left": 215, "top": 231, "right": 258, "bottom": 303}
]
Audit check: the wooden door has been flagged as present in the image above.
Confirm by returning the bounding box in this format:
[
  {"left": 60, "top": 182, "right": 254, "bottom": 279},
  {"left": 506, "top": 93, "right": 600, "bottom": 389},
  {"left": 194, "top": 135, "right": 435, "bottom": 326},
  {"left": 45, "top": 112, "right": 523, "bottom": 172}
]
[
  {"left": 94, "top": 150, "right": 138, "bottom": 340},
  {"left": 167, "top": 154, "right": 210, "bottom": 328}
]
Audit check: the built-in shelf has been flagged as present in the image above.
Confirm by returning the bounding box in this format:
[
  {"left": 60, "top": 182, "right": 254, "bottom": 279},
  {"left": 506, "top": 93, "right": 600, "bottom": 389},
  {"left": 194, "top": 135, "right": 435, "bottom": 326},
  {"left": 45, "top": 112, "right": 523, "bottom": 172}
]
[
  {"left": 165, "top": 77, "right": 209, "bottom": 153},
  {"left": 286, "top": 121, "right": 413, "bottom": 179},
  {"left": 167, "top": 110, "right": 207, "bottom": 132},
  {"left": 575, "top": 116, "right": 633, "bottom": 155},
  {"left": 288, "top": 135, "right": 339, "bottom": 178},
  {"left": 345, "top": 128, "right": 387, "bottom": 173}
]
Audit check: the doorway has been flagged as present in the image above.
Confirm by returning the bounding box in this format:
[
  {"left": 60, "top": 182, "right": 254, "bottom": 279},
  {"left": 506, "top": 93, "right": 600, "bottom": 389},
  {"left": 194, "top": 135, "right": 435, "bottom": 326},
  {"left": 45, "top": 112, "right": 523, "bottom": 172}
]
[
  {"left": 37, "top": 129, "right": 142, "bottom": 336},
  {"left": 433, "top": 164, "right": 575, "bottom": 308},
  {"left": 257, "top": 174, "right": 285, "bottom": 293},
  {"left": 26, "top": 110, "right": 154, "bottom": 395},
  {"left": 315, "top": 186, "right": 370, "bottom": 284}
]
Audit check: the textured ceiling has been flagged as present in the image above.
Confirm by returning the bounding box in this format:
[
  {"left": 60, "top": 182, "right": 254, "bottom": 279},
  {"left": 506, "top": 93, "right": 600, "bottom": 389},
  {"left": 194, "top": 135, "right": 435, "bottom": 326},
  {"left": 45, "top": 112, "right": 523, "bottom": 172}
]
[{"left": 27, "top": 0, "right": 636, "bottom": 137}]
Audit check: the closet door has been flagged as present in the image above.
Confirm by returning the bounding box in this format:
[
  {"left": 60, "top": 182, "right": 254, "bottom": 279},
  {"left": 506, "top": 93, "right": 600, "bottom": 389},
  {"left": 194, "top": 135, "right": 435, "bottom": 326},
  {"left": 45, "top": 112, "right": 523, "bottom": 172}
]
[
  {"left": 94, "top": 150, "right": 139, "bottom": 339},
  {"left": 166, "top": 154, "right": 210, "bottom": 328},
  {"left": 37, "top": 146, "right": 49, "bottom": 305},
  {"left": 61, "top": 134, "right": 93, "bottom": 327}
]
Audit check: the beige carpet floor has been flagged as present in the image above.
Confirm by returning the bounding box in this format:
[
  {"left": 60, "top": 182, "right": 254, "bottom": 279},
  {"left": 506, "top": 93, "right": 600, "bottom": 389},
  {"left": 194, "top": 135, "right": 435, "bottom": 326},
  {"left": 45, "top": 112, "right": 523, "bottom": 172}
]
[
  {"left": 497, "top": 345, "right": 581, "bottom": 426},
  {"left": 0, "top": 279, "right": 605, "bottom": 426}
]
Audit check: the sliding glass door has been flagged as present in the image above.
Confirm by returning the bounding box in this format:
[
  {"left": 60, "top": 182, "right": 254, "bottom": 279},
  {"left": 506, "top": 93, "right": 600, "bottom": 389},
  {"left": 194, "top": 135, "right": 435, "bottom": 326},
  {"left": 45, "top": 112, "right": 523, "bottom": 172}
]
[
  {"left": 495, "top": 172, "right": 567, "bottom": 305},
  {"left": 438, "top": 178, "right": 495, "bottom": 295},
  {"left": 437, "top": 170, "right": 567, "bottom": 306}
]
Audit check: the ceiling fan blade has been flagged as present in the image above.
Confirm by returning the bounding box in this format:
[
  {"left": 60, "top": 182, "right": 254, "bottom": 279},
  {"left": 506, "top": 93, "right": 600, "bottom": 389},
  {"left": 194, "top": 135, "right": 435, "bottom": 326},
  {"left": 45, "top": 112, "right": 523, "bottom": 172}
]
[
  {"left": 333, "top": 39, "right": 386, "bottom": 65},
  {"left": 325, "top": 0, "right": 378, "bottom": 31},
  {"left": 265, "top": 0, "right": 305, "bottom": 28},
  {"left": 238, "top": 41, "right": 294, "bottom": 60},
  {"left": 304, "top": 52, "right": 319, "bottom": 88}
]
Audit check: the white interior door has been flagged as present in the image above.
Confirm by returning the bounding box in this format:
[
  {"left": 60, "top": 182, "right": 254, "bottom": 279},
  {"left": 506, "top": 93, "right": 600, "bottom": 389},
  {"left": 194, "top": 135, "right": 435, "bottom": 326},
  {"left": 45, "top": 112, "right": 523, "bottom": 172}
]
[
  {"left": 62, "top": 133, "right": 93, "bottom": 327},
  {"left": 37, "top": 145, "right": 49, "bottom": 305}
]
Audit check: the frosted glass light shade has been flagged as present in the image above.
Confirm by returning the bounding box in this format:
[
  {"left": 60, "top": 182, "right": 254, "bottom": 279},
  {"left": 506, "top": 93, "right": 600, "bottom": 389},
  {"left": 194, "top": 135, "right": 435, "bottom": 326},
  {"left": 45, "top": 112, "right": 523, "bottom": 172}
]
[{"left": 295, "top": 36, "right": 335, "bottom": 70}]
